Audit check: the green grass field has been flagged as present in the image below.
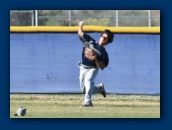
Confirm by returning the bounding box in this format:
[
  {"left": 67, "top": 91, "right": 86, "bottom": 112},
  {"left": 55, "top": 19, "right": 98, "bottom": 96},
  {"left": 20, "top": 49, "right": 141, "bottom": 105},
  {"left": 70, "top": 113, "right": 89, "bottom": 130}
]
[{"left": 10, "top": 94, "right": 160, "bottom": 118}]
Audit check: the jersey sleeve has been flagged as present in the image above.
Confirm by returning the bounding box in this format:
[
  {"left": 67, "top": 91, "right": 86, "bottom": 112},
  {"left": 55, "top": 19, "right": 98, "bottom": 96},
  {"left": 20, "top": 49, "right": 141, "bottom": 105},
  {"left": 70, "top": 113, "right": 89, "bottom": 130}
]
[
  {"left": 79, "top": 33, "right": 95, "bottom": 45},
  {"left": 101, "top": 51, "right": 109, "bottom": 67}
]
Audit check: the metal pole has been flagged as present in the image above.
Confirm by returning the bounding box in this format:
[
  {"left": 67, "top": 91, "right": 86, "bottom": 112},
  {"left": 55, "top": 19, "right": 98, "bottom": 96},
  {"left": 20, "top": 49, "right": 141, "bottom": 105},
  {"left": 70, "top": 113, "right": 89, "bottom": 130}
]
[
  {"left": 148, "top": 10, "right": 151, "bottom": 27},
  {"left": 116, "top": 10, "right": 118, "bottom": 27},
  {"left": 68, "top": 10, "right": 71, "bottom": 26},
  {"left": 35, "top": 10, "right": 38, "bottom": 26}
]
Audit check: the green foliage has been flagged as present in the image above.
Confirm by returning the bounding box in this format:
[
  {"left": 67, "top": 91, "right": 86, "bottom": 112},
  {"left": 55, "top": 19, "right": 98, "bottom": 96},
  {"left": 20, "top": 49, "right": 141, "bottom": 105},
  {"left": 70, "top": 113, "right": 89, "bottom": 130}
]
[{"left": 82, "top": 18, "right": 110, "bottom": 26}]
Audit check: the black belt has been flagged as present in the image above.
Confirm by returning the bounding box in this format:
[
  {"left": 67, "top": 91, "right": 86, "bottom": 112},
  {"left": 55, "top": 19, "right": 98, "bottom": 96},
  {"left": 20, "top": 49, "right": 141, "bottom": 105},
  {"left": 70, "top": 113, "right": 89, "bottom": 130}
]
[
  {"left": 83, "top": 66, "right": 96, "bottom": 69},
  {"left": 77, "top": 61, "right": 96, "bottom": 69}
]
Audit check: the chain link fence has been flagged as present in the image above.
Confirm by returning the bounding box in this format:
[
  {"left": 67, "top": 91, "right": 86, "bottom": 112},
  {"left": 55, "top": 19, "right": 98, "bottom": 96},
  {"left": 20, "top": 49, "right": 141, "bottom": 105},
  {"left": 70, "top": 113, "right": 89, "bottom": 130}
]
[{"left": 10, "top": 10, "right": 160, "bottom": 27}]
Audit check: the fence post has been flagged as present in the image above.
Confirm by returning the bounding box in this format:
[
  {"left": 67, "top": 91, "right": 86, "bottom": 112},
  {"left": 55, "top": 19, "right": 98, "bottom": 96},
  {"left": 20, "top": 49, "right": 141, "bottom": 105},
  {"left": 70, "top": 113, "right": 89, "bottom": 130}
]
[
  {"left": 148, "top": 10, "right": 151, "bottom": 27},
  {"left": 35, "top": 10, "right": 38, "bottom": 26},
  {"left": 116, "top": 10, "right": 118, "bottom": 27}
]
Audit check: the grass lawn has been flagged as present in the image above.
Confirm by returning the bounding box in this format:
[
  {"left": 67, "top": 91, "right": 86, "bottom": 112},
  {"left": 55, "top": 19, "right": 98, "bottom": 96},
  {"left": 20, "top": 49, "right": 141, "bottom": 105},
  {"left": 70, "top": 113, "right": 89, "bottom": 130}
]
[{"left": 10, "top": 94, "right": 160, "bottom": 118}]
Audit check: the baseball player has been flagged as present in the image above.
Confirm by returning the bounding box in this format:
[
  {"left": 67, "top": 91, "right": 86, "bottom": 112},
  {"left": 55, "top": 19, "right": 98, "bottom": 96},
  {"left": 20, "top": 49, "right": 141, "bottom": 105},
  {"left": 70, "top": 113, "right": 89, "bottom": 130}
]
[{"left": 78, "top": 21, "right": 114, "bottom": 107}]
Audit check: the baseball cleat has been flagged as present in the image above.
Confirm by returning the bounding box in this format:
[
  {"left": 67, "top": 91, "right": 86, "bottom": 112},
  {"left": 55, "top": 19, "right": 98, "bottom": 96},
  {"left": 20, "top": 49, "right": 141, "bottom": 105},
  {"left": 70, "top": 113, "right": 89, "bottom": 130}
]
[
  {"left": 99, "top": 83, "right": 106, "bottom": 98},
  {"left": 80, "top": 103, "right": 93, "bottom": 107}
]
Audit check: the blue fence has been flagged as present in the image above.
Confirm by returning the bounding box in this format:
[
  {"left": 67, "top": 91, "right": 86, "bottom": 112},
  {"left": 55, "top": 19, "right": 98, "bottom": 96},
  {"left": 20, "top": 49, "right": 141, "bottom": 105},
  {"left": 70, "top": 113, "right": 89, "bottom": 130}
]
[{"left": 10, "top": 33, "right": 160, "bottom": 94}]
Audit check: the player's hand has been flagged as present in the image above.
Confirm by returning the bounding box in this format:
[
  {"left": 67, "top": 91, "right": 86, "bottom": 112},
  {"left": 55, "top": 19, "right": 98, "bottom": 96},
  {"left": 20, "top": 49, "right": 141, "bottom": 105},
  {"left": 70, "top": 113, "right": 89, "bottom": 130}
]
[
  {"left": 85, "top": 54, "right": 97, "bottom": 60},
  {"left": 78, "top": 21, "right": 84, "bottom": 26},
  {"left": 84, "top": 47, "right": 97, "bottom": 60}
]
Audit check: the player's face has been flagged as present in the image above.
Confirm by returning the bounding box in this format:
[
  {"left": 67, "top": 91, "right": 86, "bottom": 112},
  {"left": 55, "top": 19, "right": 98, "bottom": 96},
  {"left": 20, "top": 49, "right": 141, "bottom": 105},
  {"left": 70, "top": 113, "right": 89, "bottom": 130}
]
[{"left": 99, "top": 34, "right": 108, "bottom": 46}]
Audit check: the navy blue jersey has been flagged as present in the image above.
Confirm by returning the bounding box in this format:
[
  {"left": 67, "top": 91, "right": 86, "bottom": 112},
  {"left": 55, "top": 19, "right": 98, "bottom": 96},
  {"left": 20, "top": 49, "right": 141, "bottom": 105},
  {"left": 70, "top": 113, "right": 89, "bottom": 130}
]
[{"left": 80, "top": 33, "right": 109, "bottom": 68}]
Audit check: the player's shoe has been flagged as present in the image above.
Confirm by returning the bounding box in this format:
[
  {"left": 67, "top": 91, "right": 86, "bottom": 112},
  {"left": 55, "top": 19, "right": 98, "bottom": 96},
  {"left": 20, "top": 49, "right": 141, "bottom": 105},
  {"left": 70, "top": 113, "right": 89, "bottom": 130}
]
[
  {"left": 80, "top": 103, "right": 93, "bottom": 107},
  {"left": 99, "top": 83, "right": 106, "bottom": 98}
]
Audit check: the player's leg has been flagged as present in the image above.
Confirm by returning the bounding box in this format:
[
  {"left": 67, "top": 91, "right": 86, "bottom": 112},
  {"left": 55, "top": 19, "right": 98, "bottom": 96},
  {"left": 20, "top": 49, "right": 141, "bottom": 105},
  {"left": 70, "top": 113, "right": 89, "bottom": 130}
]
[
  {"left": 79, "top": 66, "right": 106, "bottom": 98},
  {"left": 94, "top": 83, "right": 106, "bottom": 97},
  {"left": 79, "top": 67, "right": 89, "bottom": 93},
  {"left": 83, "top": 67, "right": 98, "bottom": 106}
]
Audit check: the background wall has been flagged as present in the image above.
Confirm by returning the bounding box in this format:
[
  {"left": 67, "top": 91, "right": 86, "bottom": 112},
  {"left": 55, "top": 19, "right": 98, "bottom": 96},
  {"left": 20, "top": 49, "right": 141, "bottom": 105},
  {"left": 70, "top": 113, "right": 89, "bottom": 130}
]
[{"left": 10, "top": 33, "right": 160, "bottom": 94}]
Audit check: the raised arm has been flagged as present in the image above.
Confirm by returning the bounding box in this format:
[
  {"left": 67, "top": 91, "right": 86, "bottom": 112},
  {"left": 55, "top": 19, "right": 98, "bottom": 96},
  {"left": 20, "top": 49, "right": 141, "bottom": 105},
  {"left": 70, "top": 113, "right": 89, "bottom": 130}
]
[{"left": 78, "top": 21, "right": 84, "bottom": 38}]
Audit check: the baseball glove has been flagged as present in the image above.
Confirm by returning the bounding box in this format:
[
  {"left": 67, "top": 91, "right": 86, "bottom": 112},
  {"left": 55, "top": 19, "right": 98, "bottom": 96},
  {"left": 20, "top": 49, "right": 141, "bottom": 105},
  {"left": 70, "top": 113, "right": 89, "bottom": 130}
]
[{"left": 84, "top": 46, "right": 96, "bottom": 60}]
